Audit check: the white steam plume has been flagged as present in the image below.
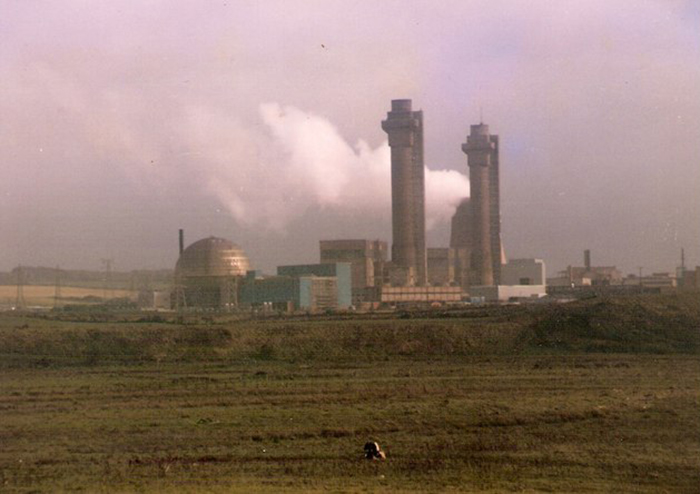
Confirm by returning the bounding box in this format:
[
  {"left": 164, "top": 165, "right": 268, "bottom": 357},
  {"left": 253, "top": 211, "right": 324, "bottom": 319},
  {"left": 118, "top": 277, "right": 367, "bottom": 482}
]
[
  {"left": 188, "top": 102, "right": 469, "bottom": 231},
  {"left": 1, "top": 63, "right": 468, "bottom": 234}
]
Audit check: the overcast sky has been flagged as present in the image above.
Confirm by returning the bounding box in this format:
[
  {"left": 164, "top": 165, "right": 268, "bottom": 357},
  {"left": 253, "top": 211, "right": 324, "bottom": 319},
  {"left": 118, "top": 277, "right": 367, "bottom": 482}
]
[{"left": 1, "top": 0, "right": 698, "bottom": 276}]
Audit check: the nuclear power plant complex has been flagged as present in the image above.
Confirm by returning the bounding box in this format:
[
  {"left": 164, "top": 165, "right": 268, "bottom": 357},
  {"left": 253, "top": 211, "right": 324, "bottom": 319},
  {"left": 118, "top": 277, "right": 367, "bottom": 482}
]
[
  {"left": 165, "top": 98, "right": 554, "bottom": 312},
  {"left": 159, "top": 94, "right": 700, "bottom": 313}
]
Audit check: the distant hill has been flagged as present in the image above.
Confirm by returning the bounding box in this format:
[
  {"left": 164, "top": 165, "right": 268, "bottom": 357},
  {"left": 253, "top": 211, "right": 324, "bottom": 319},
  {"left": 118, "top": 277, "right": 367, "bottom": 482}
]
[{"left": 0, "top": 266, "right": 174, "bottom": 290}]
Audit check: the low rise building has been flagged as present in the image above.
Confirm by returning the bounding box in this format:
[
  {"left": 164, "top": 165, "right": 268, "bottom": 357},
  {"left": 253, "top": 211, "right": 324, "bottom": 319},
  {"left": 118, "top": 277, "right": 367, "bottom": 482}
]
[
  {"left": 470, "top": 284, "right": 547, "bottom": 302},
  {"left": 320, "top": 240, "right": 387, "bottom": 303},
  {"left": 622, "top": 272, "right": 677, "bottom": 290},
  {"left": 277, "top": 263, "right": 352, "bottom": 308},
  {"left": 374, "top": 285, "right": 463, "bottom": 304},
  {"left": 501, "top": 258, "right": 545, "bottom": 286},
  {"left": 238, "top": 263, "right": 351, "bottom": 312}
]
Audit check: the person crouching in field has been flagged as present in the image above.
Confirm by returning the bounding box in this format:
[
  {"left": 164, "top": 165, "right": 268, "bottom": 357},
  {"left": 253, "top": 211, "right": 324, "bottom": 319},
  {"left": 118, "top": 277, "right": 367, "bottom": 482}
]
[{"left": 364, "top": 441, "right": 386, "bottom": 460}]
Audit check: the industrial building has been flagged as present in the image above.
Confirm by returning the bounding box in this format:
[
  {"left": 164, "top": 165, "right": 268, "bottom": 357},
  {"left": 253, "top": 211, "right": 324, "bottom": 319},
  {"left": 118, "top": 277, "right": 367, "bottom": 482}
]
[
  {"left": 452, "top": 122, "right": 505, "bottom": 287},
  {"left": 319, "top": 239, "right": 387, "bottom": 304},
  {"left": 172, "top": 102, "right": 549, "bottom": 311},
  {"left": 174, "top": 235, "right": 251, "bottom": 309},
  {"left": 426, "top": 248, "right": 469, "bottom": 287},
  {"left": 470, "top": 284, "right": 546, "bottom": 302},
  {"left": 621, "top": 272, "right": 677, "bottom": 290},
  {"left": 239, "top": 263, "right": 352, "bottom": 312},
  {"left": 378, "top": 100, "right": 538, "bottom": 303},
  {"left": 277, "top": 263, "right": 352, "bottom": 308},
  {"left": 382, "top": 99, "right": 427, "bottom": 286},
  {"left": 372, "top": 285, "right": 462, "bottom": 304},
  {"left": 501, "top": 258, "right": 546, "bottom": 286},
  {"left": 173, "top": 232, "right": 351, "bottom": 312},
  {"left": 471, "top": 258, "right": 547, "bottom": 301},
  {"left": 548, "top": 250, "right": 623, "bottom": 287}
]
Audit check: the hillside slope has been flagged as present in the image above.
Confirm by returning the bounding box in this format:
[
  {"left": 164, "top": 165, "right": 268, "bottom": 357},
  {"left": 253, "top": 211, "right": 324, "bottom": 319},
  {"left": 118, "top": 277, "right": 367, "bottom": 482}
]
[{"left": 524, "top": 292, "right": 700, "bottom": 353}]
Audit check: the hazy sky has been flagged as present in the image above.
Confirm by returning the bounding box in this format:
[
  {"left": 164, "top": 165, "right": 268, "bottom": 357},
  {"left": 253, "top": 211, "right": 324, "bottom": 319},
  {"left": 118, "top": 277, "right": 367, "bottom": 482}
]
[{"left": 1, "top": 0, "right": 699, "bottom": 276}]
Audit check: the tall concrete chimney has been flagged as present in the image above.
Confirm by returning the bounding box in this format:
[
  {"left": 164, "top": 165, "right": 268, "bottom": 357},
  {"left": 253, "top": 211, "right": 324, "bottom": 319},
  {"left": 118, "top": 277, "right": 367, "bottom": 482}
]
[
  {"left": 381, "top": 99, "right": 427, "bottom": 285},
  {"left": 462, "top": 123, "right": 496, "bottom": 286},
  {"left": 584, "top": 249, "right": 591, "bottom": 271},
  {"left": 179, "top": 229, "right": 184, "bottom": 256}
]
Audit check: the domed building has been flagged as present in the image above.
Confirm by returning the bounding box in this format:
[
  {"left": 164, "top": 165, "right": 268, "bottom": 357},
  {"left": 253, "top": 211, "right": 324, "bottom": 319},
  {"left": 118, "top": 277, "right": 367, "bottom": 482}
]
[{"left": 175, "top": 236, "right": 252, "bottom": 308}]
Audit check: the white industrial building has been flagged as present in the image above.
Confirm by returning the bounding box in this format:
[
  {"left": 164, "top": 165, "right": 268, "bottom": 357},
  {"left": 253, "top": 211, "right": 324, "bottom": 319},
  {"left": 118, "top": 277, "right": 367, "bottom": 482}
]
[{"left": 471, "top": 259, "right": 547, "bottom": 302}]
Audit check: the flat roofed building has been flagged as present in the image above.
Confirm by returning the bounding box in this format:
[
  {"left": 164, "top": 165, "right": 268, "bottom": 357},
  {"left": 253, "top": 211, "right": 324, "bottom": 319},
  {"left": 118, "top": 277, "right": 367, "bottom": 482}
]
[
  {"left": 377, "top": 285, "right": 463, "bottom": 303},
  {"left": 561, "top": 266, "right": 623, "bottom": 287},
  {"left": 622, "top": 272, "right": 677, "bottom": 289},
  {"left": 277, "top": 263, "right": 352, "bottom": 309},
  {"left": 320, "top": 240, "right": 387, "bottom": 303},
  {"left": 501, "top": 259, "right": 545, "bottom": 286},
  {"left": 470, "top": 285, "right": 546, "bottom": 302},
  {"left": 239, "top": 268, "right": 346, "bottom": 312}
]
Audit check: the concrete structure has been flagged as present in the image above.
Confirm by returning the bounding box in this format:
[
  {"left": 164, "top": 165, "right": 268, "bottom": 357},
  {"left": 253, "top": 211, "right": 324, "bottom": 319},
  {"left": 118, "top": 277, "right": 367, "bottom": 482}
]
[
  {"left": 373, "top": 285, "right": 463, "bottom": 304},
  {"left": 427, "top": 248, "right": 457, "bottom": 286},
  {"left": 239, "top": 264, "right": 350, "bottom": 312},
  {"left": 501, "top": 259, "right": 546, "bottom": 286},
  {"left": 382, "top": 99, "right": 427, "bottom": 286},
  {"left": 553, "top": 251, "right": 623, "bottom": 287},
  {"left": 319, "top": 240, "right": 387, "bottom": 303},
  {"left": 461, "top": 123, "right": 503, "bottom": 286},
  {"left": 239, "top": 273, "right": 299, "bottom": 312},
  {"left": 277, "top": 263, "right": 352, "bottom": 309},
  {"left": 622, "top": 272, "right": 677, "bottom": 290},
  {"left": 470, "top": 284, "right": 546, "bottom": 302},
  {"left": 174, "top": 236, "right": 251, "bottom": 308}
]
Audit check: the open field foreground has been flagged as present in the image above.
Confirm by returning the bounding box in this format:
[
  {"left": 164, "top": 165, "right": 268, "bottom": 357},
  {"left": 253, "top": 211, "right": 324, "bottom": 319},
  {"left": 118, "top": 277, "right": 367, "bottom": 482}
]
[{"left": 1, "top": 293, "right": 699, "bottom": 492}]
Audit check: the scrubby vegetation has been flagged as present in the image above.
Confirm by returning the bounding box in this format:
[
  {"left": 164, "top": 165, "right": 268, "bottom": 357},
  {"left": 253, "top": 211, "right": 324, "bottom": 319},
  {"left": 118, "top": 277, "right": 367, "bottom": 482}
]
[
  {"left": 1, "top": 292, "right": 698, "bottom": 368},
  {"left": 527, "top": 292, "right": 700, "bottom": 353}
]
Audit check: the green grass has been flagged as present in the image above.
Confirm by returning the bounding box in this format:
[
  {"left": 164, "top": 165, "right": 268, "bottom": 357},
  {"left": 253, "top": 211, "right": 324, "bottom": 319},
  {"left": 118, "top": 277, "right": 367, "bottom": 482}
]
[
  {"left": 2, "top": 357, "right": 698, "bottom": 492},
  {"left": 1, "top": 292, "right": 699, "bottom": 492}
]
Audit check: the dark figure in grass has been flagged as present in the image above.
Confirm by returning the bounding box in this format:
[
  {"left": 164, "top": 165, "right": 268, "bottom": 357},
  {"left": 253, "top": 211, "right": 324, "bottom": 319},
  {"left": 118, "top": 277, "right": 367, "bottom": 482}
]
[{"left": 364, "top": 441, "right": 386, "bottom": 460}]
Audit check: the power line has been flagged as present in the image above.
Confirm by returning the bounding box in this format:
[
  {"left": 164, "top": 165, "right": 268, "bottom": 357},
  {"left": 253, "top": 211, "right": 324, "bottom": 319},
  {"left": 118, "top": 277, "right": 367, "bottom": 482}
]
[
  {"left": 54, "top": 266, "right": 63, "bottom": 309},
  {"left": 101, "top": 259, "right": 114, "bottom": 301},
  {"left": 15, "top": 266, "right": 26, "bottom": 310}
]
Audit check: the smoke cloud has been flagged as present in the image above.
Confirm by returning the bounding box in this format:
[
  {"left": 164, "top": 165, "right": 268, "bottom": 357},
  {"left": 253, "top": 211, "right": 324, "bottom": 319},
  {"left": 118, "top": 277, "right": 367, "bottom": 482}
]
[
  {"left": 190, "top": 102, "right": 469, "bottom": 231},
  {"left": 1, "top": 0, "right": 698, "bottom": 273}
]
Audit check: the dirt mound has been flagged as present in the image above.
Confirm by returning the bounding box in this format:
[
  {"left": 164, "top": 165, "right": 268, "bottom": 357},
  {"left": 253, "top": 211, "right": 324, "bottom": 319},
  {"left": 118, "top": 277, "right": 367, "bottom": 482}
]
[{"left": 525, "top": 292, "right": 700, "bottom": 353}]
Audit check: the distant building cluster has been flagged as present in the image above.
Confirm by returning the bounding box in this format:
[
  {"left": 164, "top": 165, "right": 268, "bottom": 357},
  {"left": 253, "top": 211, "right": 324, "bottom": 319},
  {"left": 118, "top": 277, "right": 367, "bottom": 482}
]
[
  {"left": 3, "top": 102, "right": 696, "bottom": 312},
  {"left": 156, "top": 99, "right": 694, "bottom": 313},
  {"left": 164, "top": 98, "right": 551, "bottom": 311},
  {"left": 546, "top": 249, "right": 697, "bottom": 296}
]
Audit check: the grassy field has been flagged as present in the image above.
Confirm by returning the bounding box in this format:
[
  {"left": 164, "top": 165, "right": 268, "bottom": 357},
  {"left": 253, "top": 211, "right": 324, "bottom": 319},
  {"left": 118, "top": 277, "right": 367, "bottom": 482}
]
[
  {"left": 1, "top": 293, "right": 699, "bottom": 492},
  {"left": 0, "top": 285, "right": 135, "bottom": 308}
]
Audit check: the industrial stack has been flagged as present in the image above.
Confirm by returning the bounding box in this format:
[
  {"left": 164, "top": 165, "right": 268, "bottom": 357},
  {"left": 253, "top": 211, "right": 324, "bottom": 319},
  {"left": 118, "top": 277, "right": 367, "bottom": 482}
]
[
  {"left": 381, "top": 99, "right": 427, "bottom": 287},
  {"left": 458, "top": 123, "right": 504, "bottom": 286},
  {"left": 172, "top": 99, "right": 551, "bottom": 310}
]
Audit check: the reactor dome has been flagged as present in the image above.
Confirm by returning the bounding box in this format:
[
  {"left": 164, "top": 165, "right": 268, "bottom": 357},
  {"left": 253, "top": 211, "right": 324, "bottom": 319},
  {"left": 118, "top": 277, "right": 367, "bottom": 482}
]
[{"left": 175, "top": 236, "right": 251, "bottom": 278}]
